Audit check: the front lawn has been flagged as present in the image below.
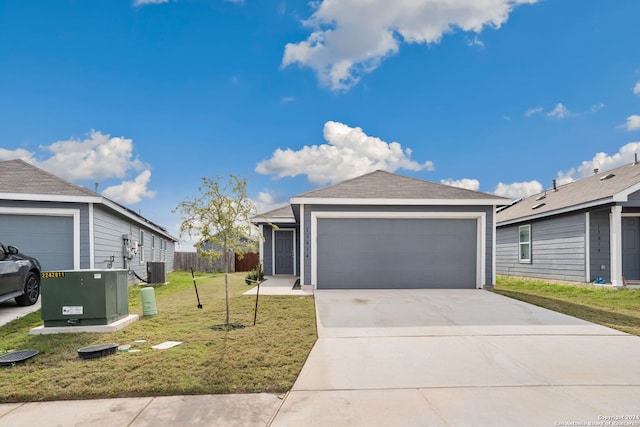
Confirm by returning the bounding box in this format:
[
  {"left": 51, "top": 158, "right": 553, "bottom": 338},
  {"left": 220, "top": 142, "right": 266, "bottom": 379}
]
[
  {"left": 494, "top": 276, "right": 640, "bottom": 336},
  {"left": 0, "top": 271, "right": 317, "bottom": 403}
]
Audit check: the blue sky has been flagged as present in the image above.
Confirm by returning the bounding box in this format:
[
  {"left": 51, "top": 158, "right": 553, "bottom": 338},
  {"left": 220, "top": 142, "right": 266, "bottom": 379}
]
[{"left": 1, "top": 0, "right": 640, "bottom": 249}]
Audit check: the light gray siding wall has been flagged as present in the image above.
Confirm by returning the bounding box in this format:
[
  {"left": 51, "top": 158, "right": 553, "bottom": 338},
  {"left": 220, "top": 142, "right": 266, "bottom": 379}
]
[
  {"left": 0, "top": 200, "right": 91, "bottom": 268},
  {"left": 589, "top": 209, "right": 610, "bottom": 282},
  {"left": 302, "top": 204, "right": 495, "bottom": 286},
  {"left": 93, "top": 206, "right": 175, "bottom": 280},
  {"left": 496, "top": 212, "right": 586, "bottom": 282}
]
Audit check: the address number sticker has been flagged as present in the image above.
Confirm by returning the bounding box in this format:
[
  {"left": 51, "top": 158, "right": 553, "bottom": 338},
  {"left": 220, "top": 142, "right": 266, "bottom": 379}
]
[
  {"left": 62, "top": 306, "right": 83, "bottom": 315},
  {"left": 42, "top": 271, "right": 65, "bottom": 279}
]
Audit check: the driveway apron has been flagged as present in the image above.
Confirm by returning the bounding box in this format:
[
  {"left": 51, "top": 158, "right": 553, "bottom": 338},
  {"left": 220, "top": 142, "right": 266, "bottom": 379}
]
[{"left": 270, "top": 290, "right": 640, "bottom": 426}]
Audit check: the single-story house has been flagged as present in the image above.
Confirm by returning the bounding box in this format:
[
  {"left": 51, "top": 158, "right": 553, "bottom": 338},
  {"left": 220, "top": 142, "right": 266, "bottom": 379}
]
[
  {"left": 252, "top": 170, "right": 510, "bottom": 289},
  {"left": 0, "top": 159, "right": 177, "bottom": 282},
  {"left": 496, "top": 161, "right": 640, "bottom": 287}
]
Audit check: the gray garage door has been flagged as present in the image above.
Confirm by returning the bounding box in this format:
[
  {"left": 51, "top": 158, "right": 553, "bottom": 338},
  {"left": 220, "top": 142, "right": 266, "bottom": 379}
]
[
  {"left": 0, "top": 215, "right": 74, "bottom": 271},
  {"left": 317, "top": 218, "right": 477, "bottom": 289}
]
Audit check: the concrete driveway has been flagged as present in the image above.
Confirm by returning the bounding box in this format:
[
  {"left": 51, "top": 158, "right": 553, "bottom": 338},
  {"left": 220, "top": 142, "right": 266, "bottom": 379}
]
[
  {"left": 0, "top": 299, "right": 40, "bottom": 327},
  {"left": 271, "top": 290, "right": 640, "bottom": 426}
]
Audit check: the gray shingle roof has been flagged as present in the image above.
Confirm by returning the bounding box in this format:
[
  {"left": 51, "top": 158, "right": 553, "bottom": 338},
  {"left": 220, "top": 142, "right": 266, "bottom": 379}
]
[
  {"left": 497, "top": 162, "right": 640, "bottom": 224},
  {"left": 292, "top": 170, "right": 508, "bottom": 201},
  {"left": 253, "top": 204, "right": 294, "bottom": 220},
  {"left": 0, "top": 159, "right": 97, "bottom": 198}
]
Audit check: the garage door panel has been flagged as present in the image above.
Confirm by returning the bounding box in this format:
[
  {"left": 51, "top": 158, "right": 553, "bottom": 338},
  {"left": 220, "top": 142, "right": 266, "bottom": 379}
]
[
  {"left": 317, "top": 218, "right": 477, "bottom": 289},
  {"left": 0, "top": 215, "right": 74, "bottom": 270}
]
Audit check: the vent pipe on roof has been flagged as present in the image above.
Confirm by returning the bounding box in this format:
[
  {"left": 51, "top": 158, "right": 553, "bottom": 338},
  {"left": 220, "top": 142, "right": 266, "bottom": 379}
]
[
  {"left": 635, "top": 153, "right": 638, "bottom": 165},
  {"left": 552, "top": 179, "right": 557, "bottom": 191},
  {"left": 593, "top": 168, "right": 599, "bottom": 175},
  {"left": 94, "top": 182, "right": 99, "bottom": 193}
]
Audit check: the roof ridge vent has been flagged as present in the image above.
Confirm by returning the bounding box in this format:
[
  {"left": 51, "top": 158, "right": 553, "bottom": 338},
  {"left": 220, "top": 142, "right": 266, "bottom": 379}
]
[
  {"left": 599, "top": 173, "right": 615, "bottom": 181},
  {"left": 535, "top": 194, "right": 546, "bottom": 201},
  {"left": 532, "top": 202, "right": 546, "bottom": 210}
]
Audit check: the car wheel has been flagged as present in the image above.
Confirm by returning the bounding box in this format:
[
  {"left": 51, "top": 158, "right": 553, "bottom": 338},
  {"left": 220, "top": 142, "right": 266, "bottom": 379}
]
[{"left": 15, "top": 272, "right": 40, "bottom": 306}]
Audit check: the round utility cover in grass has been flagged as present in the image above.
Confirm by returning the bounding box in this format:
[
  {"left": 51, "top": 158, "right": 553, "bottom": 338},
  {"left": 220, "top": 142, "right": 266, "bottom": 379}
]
[
  {"left": 0, "top": 350, "right": 38, "bottom": 366},
  {"left": 77, "top": 343, "right": 118, "bottom": 360}
]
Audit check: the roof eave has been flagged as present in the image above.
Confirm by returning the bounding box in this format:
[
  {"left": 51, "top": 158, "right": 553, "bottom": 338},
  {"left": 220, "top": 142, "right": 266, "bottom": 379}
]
[
  {"left": 251, "top": 216, "right": 296, "bottom": 224},
  {"left": 290, "top": 197, "right": 511, "bottom": 206},
  {"left": 0, "top": 192, "right": 102, "bottom": 204},
  {"left": 497, "top": 197, "right": 615, "bottom": 227}
]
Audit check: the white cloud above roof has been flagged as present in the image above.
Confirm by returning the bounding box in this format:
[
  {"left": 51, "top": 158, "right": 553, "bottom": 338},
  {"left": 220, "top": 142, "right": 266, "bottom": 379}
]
[
  {"left": 283, "top": 0, "right": 538, "bottom": 91},
  {"left": 0, "top": 130, "right": 155, "bottom": 204},
  {"left": 133, "top": 0, "right": 169, "bottom": 6},
  {"left": 440, "top": 178, "right": 480, "bottom": 191},
  {"left": 622, "top": 115, "right": 640, "bottom": 131},
  {"left": 547, "top": 103, "right": 572, "bottom": 119},
  {"left": 493, "top": 180, "right": 543, "bottom": 199},
  {"left": 634, "top": 82, "right": 640, "bottom": 95},
  {"left": 555, "top": 141, "right": 640, "bottom": 185},
  {"left": 255, "top": 121, "right": 434, "bottom": 185},
  {"left": 102, "top": 170, "right": 156, "bottom": 204}
]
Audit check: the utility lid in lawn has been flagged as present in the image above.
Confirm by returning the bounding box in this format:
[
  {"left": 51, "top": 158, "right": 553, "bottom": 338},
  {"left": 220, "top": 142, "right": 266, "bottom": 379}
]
[{"left": 152, "top": 341, "right": 182, "bottom": 350}]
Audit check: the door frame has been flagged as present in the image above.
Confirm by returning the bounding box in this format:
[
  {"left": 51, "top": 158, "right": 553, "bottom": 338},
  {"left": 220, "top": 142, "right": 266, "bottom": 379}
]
[{"left": 272, "top": 228, "right": 296, "bottom": 275}]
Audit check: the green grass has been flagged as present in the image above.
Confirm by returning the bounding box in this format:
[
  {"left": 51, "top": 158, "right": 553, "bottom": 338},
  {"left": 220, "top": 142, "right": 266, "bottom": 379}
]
[
  {"left": 0, "top": 271, "right": 317, "bottom": 403},
  {"left": 494, "top": 276, "right": 640, "bottom": 336}
]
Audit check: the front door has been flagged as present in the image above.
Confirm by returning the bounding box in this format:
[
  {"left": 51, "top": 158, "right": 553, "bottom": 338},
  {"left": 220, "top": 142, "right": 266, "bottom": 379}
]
[
  {"left": 622, "top": 217, "right": 640, "bottom": 280},
  {"left": 274, "top": 230, "right": 294, "bottom": 275}
]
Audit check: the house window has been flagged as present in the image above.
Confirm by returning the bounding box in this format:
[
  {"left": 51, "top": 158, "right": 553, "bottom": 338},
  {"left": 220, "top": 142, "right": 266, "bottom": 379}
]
[
  {"left": 139, "top": 230, "right": 145, "bottom": 264},
  {"left": 519, "top": 224, "right": 531, "bottom": 263}
]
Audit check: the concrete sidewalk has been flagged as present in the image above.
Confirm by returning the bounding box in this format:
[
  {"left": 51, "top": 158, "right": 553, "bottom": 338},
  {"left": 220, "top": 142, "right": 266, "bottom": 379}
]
[{"left": 0, "top": 393, "right": 283, "bottom": 426}]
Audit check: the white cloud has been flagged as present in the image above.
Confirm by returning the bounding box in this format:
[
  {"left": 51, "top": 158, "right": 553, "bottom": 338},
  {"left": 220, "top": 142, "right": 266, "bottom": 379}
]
[
  {"left": 256, "top": 121, "right": 434, "bottom": 185},
  {"left": 440, "top": 178, "right": 480, "bottom": 191},
  {"left": 547, "top": 103, "right": 571, "bottom": 119},
  {"left": 133, "top": 0, "right": 169, "bottom": 6},
  {"left": 2, "top": 130, "right": 155, "bottom": 204},
  {"left": 634, "top": 82, "right": 640, "bottom": 95},
  {"left": 525, "top": 106, "right": 544, "bottom": 117},
  {"left": 621, "top": 115, "right": 640, "bottom": 131},
  {"left": 493, "top": 180, "right": 542, "bottom": 199},
  {"left": 37, "top": 130, "right": 145, "bottom": 180},
  {"left": 0, "top": 148, "right": 35, "bottom": 162},
  {"left": 283, "top": 0, "right": 538, "bottom": 91},
  {"left": 555, "top": 141, "right": 640, "bottom": 184},
  {"left": 281, "top": 96, "right": 296, "bottom": 104},
  {"left": 254, "top": 191, "right": 287, "bottom": 214},
  {"left": 102, "top": 170, "right": 156, "bottom": 204},
  {"left": 590, "top": 102, "right": 604, "bottom": 113}
]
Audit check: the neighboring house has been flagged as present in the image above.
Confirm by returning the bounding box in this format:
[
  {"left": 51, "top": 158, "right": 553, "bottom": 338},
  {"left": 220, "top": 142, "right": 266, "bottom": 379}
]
[
  {"left": 0, "top": 159, "right": 177, "bottom": 282},
  {"left": 252, "top": 170, "right": 510, "bottom": 289},
  {"left": 496, "top": 161, "right": 640, "bottom": 287}
]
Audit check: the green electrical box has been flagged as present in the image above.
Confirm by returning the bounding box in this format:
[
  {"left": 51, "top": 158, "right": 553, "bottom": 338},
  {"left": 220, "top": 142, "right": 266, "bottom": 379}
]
[{"left": 41, "top": 269, "right": 129, "bottom": 327}]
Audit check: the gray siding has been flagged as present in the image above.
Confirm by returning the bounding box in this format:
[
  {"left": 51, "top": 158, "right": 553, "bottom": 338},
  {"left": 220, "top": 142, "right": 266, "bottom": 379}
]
[
  {"left": 496, "top": 212, "right": 586, "bottom": 282},
  {"left": 93, "top": 205, "right": 175, "bottom": 281},
  {"left": 589, "top": 209, "right": 610, "bottom": 282},
  {"left": 302, "top": 204, "right": 495, "bottom": 286}
]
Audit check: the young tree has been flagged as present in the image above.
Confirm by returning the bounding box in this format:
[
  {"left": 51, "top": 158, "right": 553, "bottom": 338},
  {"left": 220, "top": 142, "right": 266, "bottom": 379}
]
[{"left": 173, "top": 174, "right": 257, "bottom": 327}]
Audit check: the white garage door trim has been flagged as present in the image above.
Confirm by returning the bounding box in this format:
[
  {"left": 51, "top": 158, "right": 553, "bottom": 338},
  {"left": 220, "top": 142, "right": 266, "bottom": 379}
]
[
  {"left": 310, "top": 211, "right": 486, "bottom": 289},
  {"left": 0, "top": 207, "right": 81, "bottom": 269}
]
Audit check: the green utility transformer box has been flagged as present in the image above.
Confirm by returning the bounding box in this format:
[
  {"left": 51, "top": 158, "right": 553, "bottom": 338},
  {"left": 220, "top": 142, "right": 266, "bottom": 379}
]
[{"left": 41, "top": 269, "right": 129, "bottom": 327}]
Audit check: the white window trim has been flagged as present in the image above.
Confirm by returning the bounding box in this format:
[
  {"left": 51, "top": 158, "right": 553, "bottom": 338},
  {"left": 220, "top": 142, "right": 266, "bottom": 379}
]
[
  {"left": 271, "top": 228, "right": 297, "bottom": 276},
  {"left": 310, "top": 211, "right": 486, "bottom": 289},
  {"left": 518, "top": 224, "right": 531, "bottom": 264},
  {"left": 139, "top": 230, "right": 145, "bottom": 264}
]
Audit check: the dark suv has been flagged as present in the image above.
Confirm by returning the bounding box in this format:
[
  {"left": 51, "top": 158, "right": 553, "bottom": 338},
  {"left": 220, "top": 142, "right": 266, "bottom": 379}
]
[{"left": 0, "top": 242, "right": 42, "bottom": 306}]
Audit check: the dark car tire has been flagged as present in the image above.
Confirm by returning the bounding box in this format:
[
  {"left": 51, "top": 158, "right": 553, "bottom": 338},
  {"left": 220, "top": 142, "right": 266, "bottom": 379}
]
[{"left": 15, "top": 272, "right": 40, "bottom": 306}]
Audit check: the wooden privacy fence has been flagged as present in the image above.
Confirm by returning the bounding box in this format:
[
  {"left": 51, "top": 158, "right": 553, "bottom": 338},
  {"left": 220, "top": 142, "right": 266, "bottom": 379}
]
[
  {"left": 173, "top": 252, "right": 235, "bottom": 273},
  {"left": 173, "top": 252, "right": 260, "bottom": 273}
]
